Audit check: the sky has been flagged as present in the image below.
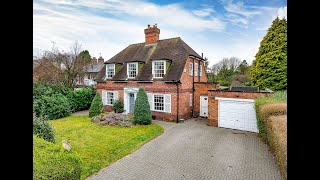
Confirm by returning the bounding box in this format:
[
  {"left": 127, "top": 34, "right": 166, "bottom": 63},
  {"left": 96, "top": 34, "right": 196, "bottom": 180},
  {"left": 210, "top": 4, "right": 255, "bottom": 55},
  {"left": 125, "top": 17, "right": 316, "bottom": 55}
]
[{"left": 33, "top": 0, "right": 287, "bottom": 67}]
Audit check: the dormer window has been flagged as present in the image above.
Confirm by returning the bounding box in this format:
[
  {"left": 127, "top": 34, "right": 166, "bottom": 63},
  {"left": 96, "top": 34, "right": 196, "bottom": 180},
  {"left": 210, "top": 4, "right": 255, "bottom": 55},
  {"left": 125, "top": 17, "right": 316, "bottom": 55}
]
[
  {"left": 152, "top": 60, "right": 166, "bottom": 78},
  {"left": 127, "top": 63, "right": 138, "bottom": 78},
  {"left": 106, "top": 64, "right": 115, "bottom": 78}
]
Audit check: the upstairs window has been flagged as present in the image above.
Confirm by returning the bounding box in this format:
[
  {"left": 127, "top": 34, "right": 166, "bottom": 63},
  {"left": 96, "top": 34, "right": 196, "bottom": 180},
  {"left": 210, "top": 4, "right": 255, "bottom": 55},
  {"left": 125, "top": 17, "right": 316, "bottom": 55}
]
[
  {"left": 189, "top": 63, "right": 193, "bottom": 75},
  {"left": 200, "top": 64, "right": 202, "bottom": 76},
  {"left": 195, "top": 63, "right": 198, "bottom": 76},
  {"left": 127, "top": 63, "right": 138, "bottom": 78},
  {"left": 152, "top": 60, "right": 166, "bottom": 78},
  {"left": 106, "top": 64, "right": 115, "bottom": 78}
]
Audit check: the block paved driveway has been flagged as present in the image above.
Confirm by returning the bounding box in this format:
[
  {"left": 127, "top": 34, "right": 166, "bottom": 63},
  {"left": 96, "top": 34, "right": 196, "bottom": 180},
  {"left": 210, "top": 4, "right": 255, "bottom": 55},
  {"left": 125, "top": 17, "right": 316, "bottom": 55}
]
[{"left": 88, "top": 118, "right": 281, "bottom": 180}]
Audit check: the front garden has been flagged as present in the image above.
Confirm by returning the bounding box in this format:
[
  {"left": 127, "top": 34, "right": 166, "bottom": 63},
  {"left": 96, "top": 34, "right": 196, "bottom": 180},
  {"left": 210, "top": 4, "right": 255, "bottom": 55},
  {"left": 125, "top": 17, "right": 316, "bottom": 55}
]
[
  {"left": 33, "top": 86, "right": 163, "bottom": 180},
  {"left": 51, "top": 116, "right": 163, "bottom": 179}
]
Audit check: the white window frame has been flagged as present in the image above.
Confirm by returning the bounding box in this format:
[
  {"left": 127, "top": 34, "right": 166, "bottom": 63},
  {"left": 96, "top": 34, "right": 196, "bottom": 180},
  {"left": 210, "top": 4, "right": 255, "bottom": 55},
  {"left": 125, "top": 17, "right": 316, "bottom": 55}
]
[
  {"left": 195, "top": 63, "right": 198, "bottom": 76},
  {"left": 152, "top": 60, "right": 166, "bottom": 78},
  {"left": 102, "top": 90, "right": 118, "bottom": 106},
  {"left": 127, "top": 62, "right": 138, "bottom": 79},
  {"left": 153, "top": 94, "right": 164, "bottom": 112},
  {"left": 189, "top": 62, "right": 193, "bottom": 75},
  {"left": 147, "top": 93, "right": 171, "bottom": 113},
  {"left": 190, "top": 94, "right": 193, "bottom": 106},
  {"left": 106, "top": 64, "right": 115, "bottom": 79},
  {"left": 200, "top": 64, "right": 202, "bottom": 76}
]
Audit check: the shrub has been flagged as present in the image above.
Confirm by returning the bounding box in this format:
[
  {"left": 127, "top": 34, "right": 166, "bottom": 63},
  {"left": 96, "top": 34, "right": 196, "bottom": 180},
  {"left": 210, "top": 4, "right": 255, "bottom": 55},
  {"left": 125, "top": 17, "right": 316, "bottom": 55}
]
[
  {"left": 112, "top": 100, "right": 124, "bottom": 113},
  {"left": 93, "top": 112, "right": 133, "bottom": 127},
  {"left": 73, "top": 87, "right": 96, "bottom": 111},
  {"left": 89, "top": 93, "right": 104, "bottom": 117},
  {"left": 33, "top": 113, "right": 55, "bottom": 143},
  {"left": 36, "top": 94, "right": 71, "bottom": 120},
  {"left": 265, "top": 115, "right": 287, "bottom": 180},
  {"left": 33, "top": 135, "right": 82, "bottom": 180},
  {"left": 134, "top": 88, "right": 152, "bottom": 125},
  {"left": 255, "top": 91, "right": 287, "bottom": 141}
]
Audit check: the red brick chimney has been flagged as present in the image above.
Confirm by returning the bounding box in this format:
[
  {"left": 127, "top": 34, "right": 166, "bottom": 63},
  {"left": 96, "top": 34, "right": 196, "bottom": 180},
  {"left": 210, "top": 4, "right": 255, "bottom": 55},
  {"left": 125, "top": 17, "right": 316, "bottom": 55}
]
[
  {"left": 98, "top": 56, "right": 104, "bottom": 64},
  {"left": 91, "top": 57, "right": 97, "bottom": 64},
  {"left": 144, "top": 24, "right": 160, "bottom": 44}
]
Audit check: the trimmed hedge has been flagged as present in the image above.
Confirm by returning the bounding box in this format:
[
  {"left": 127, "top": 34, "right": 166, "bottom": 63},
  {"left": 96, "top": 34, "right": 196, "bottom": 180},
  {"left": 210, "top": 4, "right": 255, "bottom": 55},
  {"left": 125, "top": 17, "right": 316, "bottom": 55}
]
[
  {"left": 133, "top": 88, "right": 152, "bottom": 125},
  {"left": 73, "top": 87, "right": 96, "bottom": 111},
  {"left": 89, "top": 93, "right": 104, "bottom": 117},
  {"left": 33, "top": 83, "right": 96, "bottom": 120},
  {"left": 35, "top": 94, "right": 71, "bottom": 120},
  {"left": 33, "top": 135, "right": 82, "bottom": 180},
  {"left": 33, "top": 113, "right": 55, "bottom": 143},
  {"left": 255, "top": 91, "right": 287, "bottom": 141}
]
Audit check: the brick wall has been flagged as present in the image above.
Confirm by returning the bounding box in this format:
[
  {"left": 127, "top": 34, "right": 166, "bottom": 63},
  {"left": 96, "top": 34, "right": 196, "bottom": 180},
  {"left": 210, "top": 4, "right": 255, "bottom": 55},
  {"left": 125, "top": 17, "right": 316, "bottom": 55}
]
[
  {"left": 193, "top": 83, "right": 219, "bottom": 117},
  {"left": 207, "top": 91, "right": 271, "bottom": 127},
  {"left": 96, "top": 56, "right": 212, "bottom": 122},
  {"left": 97, "top": 81, "right": 186, "bottom": 122}
]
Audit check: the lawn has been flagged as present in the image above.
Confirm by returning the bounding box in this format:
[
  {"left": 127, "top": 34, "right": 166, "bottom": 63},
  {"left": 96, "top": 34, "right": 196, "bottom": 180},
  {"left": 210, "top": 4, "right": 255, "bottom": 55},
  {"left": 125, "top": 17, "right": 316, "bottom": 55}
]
[{"left": 50, "top": 116, "right": 164, "bottom": 180}]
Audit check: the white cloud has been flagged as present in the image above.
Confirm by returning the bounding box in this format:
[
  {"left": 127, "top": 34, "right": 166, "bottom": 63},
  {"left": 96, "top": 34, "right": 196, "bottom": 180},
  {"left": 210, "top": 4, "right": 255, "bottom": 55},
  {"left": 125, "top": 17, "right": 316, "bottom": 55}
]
[
  {"left": 277, "top": 6, "right": 287, "bottom": 19},
  {"left": 224, "top": 1, "right": 261, "bottom": 17},
  {"left": 192, "top": 7, "right": 215, "bottom": 17}
]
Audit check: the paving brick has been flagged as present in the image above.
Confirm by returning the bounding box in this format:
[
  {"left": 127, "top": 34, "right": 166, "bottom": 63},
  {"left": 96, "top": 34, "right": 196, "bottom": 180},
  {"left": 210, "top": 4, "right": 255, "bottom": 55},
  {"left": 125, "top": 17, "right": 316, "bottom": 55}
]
[{"left": 88, "top": 118, "right": 281, "bottom": 180}]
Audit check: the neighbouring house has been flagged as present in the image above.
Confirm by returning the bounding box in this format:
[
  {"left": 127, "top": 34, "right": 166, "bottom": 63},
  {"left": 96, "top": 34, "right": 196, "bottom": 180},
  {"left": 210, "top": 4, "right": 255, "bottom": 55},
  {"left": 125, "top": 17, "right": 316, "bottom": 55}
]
[
  {"left": 33, "top": 58, "right": 61, "bottom": 84},
  {"left": 95, "top": 24, "right": 272, "bottom": 132},
  {"left": 95, "top": 24, "right": 218, "bottom": 122},
  {"left": 76, "top": 56, "right": 104, "bottom": 87}
]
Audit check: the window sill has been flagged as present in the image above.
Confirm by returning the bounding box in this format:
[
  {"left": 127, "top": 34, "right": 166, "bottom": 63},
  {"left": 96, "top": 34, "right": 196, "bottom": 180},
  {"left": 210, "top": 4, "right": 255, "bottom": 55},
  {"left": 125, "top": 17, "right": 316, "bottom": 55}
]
[{"left": 152, "top": 110, "right": 169, "bottom": 113}]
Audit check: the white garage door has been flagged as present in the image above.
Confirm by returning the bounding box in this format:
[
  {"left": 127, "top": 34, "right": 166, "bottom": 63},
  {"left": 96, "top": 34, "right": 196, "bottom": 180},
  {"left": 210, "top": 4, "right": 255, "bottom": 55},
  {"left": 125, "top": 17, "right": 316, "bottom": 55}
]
[{"left": 217, "top": 97, "right": 258, "bottom": 133}]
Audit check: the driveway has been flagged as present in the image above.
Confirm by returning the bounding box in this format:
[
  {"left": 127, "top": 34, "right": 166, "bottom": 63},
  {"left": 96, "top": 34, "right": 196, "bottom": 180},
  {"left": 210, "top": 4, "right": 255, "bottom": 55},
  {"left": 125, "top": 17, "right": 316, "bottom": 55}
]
[{"left": 88, "top": 118, "right": 281, "bottom": 180}]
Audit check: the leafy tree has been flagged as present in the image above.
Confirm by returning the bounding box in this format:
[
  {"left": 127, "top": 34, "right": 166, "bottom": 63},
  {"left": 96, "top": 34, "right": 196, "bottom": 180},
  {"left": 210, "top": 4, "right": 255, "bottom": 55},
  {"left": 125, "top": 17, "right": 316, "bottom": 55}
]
[
  {"left": 134, "top": 88, "right": 152, "bottom": 125},
  {"left": 89, "top": 93, "right": 104, "bottom": 117},
  {"left": 236, "top": 60, "right": 249, "bottom": 75},
  {"left": 251, "top": 17, "right": 287, "bottom": 90}
]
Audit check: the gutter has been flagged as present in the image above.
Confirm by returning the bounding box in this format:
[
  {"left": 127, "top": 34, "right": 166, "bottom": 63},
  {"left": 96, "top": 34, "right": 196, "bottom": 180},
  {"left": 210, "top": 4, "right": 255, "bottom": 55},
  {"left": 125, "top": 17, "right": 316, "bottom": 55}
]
[
  {"left": 172, "top": 80, "right": 181, "bottom": 123},
  {"left": 192, "top": 57, "right": 195, "bottom": 117}
]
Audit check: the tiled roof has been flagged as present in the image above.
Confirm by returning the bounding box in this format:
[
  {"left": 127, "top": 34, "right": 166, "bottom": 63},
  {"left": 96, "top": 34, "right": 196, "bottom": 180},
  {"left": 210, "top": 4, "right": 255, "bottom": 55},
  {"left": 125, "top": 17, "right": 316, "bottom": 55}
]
[{"left": 95, "top": 37, "right": 201, "bottom": 82}]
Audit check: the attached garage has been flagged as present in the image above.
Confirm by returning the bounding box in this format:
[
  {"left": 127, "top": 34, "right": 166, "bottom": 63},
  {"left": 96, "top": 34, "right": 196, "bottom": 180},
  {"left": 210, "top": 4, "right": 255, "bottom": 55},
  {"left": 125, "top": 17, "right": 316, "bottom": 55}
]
[{"left": 216, "top": 97, "right": 258, "bottom": 133}]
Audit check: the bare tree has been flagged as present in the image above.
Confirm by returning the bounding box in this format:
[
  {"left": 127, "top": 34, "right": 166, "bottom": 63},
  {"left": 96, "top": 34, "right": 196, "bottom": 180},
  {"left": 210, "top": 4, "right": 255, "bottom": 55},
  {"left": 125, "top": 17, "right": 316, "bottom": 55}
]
[{"left": 43, "top": 41, "right": 91, "bottom": 88}]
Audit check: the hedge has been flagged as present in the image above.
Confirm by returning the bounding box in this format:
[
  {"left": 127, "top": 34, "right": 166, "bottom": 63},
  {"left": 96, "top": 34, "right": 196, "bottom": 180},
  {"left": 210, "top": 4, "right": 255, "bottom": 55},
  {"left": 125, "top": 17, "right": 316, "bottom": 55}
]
[
  {"left": 33, "top": 83, "right": 96, "bottom": 120},
  {"left": 33, "top": 135, "right": 82, "bottom": 180}
]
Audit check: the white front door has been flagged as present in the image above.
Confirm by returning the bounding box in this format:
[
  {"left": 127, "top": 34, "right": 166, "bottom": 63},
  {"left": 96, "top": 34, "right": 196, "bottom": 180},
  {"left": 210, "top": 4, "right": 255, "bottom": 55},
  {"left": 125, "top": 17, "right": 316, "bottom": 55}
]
[
  {"left": 217, "top": 97, "right": 258, "bottom": 133},
  {"left": 123, "top": 87, "right": 139, "bottom": 114},
  {"left": 200, "top": 96, "right": 208, "bottom": 117},
  {"left": 128, "top": 93, "right": 135, "bottom": 113}
]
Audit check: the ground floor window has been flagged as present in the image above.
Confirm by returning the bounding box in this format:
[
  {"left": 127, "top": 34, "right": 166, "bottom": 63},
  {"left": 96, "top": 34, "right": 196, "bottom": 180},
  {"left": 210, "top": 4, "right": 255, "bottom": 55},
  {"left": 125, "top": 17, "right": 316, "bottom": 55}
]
[
  {"left": 102, "top": 90, "right": 118, "bottom": 106},
  {"left": 147, "top": 93, "right": 171, "bottom": 113},
  {"left": 154, "top": 95, "right": 164, "bottom": 111}
]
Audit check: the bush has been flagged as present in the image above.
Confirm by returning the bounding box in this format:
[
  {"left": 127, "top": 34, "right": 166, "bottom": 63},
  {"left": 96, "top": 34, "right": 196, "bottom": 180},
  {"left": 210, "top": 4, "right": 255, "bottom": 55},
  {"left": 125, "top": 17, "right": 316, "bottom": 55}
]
[
  {"left": 73, "top": 87, "right": 96, "bottom": 111},
  {"left": 33, "top": 113, "right": 55, "bottom": 143},
  {"left": 35, "top": 94, "right": 71, "bottom": 120},
  {"left": 89, "top": 93, "right": 104, "bottom": 118},
  {"left": 93, "top": 112, "right": 133, "bottom": 127},
  {"left": 265, "top": 115, "right": 287, "bottom": 180},
  {"left": 134, "top": 88, "right": 152, "bottom": 125},
  {"left": 33, "top": 135, "right": 82, "bottom": 180},
  {"left": 255, "top": 91, "right": 287, "bottom": 141},
  {"left": 112, "top": 100, "right": 124, "bottom": 113}
]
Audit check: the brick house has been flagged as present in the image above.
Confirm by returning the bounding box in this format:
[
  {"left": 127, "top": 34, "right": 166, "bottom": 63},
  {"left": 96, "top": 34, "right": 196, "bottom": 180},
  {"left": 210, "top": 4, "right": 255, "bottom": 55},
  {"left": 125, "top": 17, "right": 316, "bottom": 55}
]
[{"left": 95, "top": 24, "right": 218, "bottom": 122}]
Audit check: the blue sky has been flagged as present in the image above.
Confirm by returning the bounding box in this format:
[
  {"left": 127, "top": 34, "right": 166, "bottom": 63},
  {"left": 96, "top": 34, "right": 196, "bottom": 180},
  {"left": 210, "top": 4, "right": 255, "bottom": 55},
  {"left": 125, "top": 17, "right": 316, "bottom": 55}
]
[{"left": 33, "top": 0, "right": 287, "bottom": 66}]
